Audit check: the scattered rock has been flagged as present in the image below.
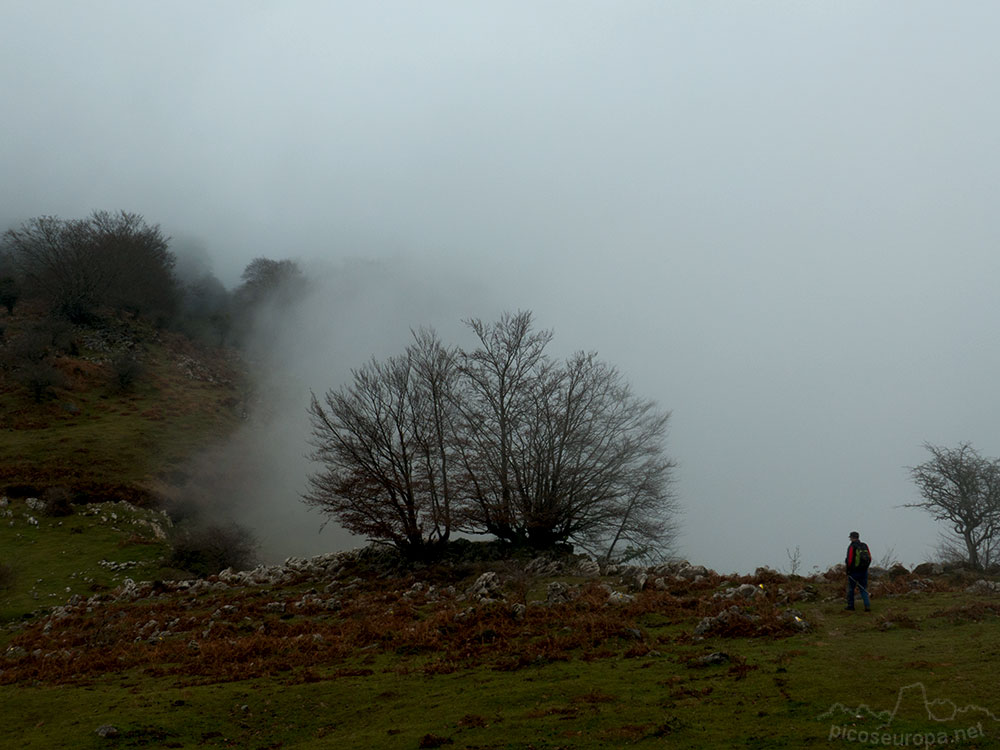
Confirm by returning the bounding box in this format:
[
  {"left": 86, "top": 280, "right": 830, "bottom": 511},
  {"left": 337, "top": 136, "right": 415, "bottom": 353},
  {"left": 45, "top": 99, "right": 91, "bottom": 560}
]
[
  {"left": 575, "top": 559, "right": 601, "bottom": 578},
  {"left": 95, "top": 725, "right": 119, "bottom": 739},
  {"left": 606, "top": 590, "right": 636, "bottom": 605},
  {"left": 714, "top": 583, "right": 763, "bottom": 601},
  {"left": 689, "top": 652, "right": 730, "bottom": 667},
  {"left": 694, "top": 606, "right": 758, "bottom": 636},
  {"left": 965, "top": 579, "right": 1000, "bottom": 595},
  {"left": 545, "top": 581, "right": 574, "bottom": 605},
  {"left": 795, "top": 585, "right": 819, "bottom": 602},
  {"left": 465, "top": 572, "right": 503, "bottom": 602}
]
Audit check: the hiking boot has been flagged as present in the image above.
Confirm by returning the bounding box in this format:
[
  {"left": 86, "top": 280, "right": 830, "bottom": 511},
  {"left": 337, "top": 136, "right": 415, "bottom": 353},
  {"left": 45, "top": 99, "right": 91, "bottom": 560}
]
[
  {"left": 844, "top": 606, "right": 854, "bottom": 611},
  {"left": 864, "top": 607, "right": 871, "bottom": 612}
]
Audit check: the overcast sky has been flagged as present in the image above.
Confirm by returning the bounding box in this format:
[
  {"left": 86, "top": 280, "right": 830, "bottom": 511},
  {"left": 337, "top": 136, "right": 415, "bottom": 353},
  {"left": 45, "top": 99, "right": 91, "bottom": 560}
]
[{"left": 4, "top": 1, "right": 999, "bottom": 572}]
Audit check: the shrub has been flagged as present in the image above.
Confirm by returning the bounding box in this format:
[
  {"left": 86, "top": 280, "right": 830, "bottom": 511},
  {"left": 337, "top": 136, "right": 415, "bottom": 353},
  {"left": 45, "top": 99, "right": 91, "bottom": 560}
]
[
  {"left": 17, "top": 360, "right": 66, "bottom": 402},
  {"left": 40, "top": 487, "right": 74, "bottom": 517},
  {"left": 110, "top": 351, "right": 144, "bottom": 392},
  {"left": 168, "top": 522, "right": 259, "bottom": 576},
  {"left": 0, "top": 561, "right": 15, "bottom": 591}
]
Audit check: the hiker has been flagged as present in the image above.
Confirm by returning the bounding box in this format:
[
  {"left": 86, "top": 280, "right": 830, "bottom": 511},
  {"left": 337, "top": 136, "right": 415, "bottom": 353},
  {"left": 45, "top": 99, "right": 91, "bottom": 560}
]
[{"left": 844, "top": 531, "right": 871, "bottom": 611}]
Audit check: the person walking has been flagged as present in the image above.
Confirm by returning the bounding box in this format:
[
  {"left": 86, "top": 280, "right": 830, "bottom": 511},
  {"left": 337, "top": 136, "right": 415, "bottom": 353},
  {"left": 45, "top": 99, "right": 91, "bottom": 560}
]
[{"left": 845, "top": 531, "right": 871, "bottom": 612}]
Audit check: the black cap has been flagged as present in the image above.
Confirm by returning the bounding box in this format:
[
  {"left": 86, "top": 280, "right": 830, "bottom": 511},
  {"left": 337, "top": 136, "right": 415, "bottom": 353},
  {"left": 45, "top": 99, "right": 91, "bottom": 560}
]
[{"left": 849, "top": 531, "right": 860, "bottom": 539}]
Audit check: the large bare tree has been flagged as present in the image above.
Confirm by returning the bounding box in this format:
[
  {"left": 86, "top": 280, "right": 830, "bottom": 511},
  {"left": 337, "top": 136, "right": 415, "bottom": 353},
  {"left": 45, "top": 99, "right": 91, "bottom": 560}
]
[
  {"left": 306, "top": 311, "right": 679, "bottom": 559},
  {"left": 907, "top": 442, "right": 1000, "bottom": 571}
]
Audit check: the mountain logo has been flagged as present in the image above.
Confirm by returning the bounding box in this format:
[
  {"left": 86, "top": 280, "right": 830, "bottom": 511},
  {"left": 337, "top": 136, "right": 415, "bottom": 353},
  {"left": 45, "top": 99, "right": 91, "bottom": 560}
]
[{"left": 820, "top": 682, "right": 999, "bottom": 731}]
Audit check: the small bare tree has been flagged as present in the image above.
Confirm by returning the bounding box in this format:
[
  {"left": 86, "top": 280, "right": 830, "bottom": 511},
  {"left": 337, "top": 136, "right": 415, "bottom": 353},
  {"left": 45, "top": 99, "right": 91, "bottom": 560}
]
[
  {"left": 785, "top": 545, "right": 802, "bottom": 576},
  {"left": 906, "top": 442, "right": 1000, "bottom": 571}
]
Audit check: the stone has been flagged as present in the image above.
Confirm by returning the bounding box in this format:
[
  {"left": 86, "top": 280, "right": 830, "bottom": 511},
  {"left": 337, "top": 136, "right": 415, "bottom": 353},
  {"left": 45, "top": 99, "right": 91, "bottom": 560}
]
[
  {"left": 95, "top": 725, "right": 119, "bottom": 739},
  {"left": 888, "top": 564, "right": 910, "bottom": 578},
  {"left": 466, "top": 572, "right": 503, "bottom": 601},
  {"left": 780, "top": 608, "right": 811, "bottom": 632},
  {"left": 690, "top": 652, "right": 730, "bottom": 667},
  {"left": 965, "top": 579, "right": 1000, "bottom": 595},
  {"left": 575, "top": 559, "right": 601, "bottom": 578},
  {"left": 545, "top": 581, "right": 573, "bottom": 604},
  {"left": 606, "top": 590, "right": 635, "bottom": 605},
  {"left": 714, "top": 583, "right": 763, "bottom": 601}
]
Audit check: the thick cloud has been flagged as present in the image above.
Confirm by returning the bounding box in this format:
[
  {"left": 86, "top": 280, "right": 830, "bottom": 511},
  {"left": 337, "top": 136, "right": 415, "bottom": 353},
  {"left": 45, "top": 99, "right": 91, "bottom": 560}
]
[{"left": 5, "top": 2, "right": 998, "bottom": 571}]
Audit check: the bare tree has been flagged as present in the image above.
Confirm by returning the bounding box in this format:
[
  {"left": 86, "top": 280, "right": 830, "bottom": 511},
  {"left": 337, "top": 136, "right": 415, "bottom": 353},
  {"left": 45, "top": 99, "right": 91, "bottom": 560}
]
[
  {"left": 4, "top": 215, "right": 102, "bottom": 322},
  {"left": 305, "top": 312, "right": 680, "bottom": 558},
  {"left": 305, "top": 329, "right": 461, "bottom": 557},
  {"left": 906, "top": 442, "right": 1000, "bottom": 571},
  {"left": 785, "top": 546, "right": 802, "bottom": 576},
  {"left": 0, "top": 251, "right": 19, "bottom": 315}
]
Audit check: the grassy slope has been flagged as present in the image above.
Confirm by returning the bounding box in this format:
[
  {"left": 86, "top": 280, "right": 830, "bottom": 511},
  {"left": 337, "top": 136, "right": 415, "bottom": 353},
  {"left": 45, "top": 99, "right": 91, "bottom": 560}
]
[
  {"left": 0, "top": 499, "right": 179, "bottom": 621},
  {"left": 0, "top": 312, "right": 244, "bottom": 619},
  {"left": 0, "top": 314, "right": 243, "bottom": 498}
]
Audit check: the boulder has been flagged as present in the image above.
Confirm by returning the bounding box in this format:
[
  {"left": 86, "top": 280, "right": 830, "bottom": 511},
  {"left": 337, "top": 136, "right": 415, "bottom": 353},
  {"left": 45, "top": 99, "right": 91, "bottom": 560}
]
[
  {"left": 888, "top": 563, "right": 910, "bottom": 579},
  {"left": 779, "top": 608, "right": 811, "bottom": 632},
  {"left": 95, "top": 725, "right": 119, "bottom": 739},
  {"left": 525, "top": 557, "right": 563, "bottom": 576}
]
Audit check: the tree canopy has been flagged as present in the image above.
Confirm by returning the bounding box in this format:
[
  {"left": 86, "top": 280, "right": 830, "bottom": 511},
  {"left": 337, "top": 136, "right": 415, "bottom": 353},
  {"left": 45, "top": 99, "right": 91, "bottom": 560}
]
[{"left": 2, "top": 211, "right": 176, "bottom": 323}]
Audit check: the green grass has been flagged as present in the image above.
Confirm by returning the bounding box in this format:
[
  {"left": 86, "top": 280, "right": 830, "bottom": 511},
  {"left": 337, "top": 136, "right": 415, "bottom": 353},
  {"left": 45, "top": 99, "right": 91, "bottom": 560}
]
[
  {"left": 3, "top": 599, "right": 999, "bottom": 749},
  {"left": 0, "top": 319, "right": 242, "bottom": 496},
  {"left": 0, "top": 498, "right": 177, "bottom": 621},
  {"left": 3, "top": 533, "right": 999, "bottom": 750}
]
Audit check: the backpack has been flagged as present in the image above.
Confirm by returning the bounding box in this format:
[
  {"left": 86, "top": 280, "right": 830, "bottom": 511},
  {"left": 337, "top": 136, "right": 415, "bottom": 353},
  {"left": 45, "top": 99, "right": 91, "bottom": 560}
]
[{"left": 853, "top": 542, "right": 871, "bottom": 570}]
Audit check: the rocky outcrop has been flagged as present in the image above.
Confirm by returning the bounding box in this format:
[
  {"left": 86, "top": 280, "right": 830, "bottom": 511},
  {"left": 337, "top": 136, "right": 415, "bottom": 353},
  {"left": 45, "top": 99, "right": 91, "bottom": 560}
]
[{"left": 965, "top": 579, "right": 1000, "bottom": 595}]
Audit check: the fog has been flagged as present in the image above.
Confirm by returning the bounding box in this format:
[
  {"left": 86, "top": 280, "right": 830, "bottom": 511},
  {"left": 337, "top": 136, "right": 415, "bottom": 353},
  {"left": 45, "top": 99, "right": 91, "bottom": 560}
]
[{"left": 5, "top": 2, "right": 1000, "bottom": 572}]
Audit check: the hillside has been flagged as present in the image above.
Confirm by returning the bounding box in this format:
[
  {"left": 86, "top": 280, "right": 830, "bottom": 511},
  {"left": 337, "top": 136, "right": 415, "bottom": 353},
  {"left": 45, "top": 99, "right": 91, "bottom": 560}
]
[
  {"left": 0, "top": 310, "right": 245, "bottom": 503},
  {"left": 0, "top": 310, "right": 248, "bottom": 621},
  {"left": 2, "top": 522, "right": 999, "bottom": 748}
]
